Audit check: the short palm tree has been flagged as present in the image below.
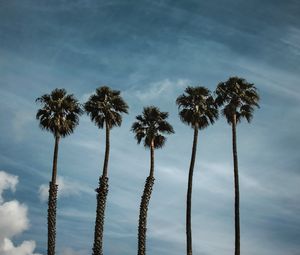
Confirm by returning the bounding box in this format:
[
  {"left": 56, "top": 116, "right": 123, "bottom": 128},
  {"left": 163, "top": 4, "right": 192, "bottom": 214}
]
[
  {"left": 176, "top": 86, "right": 218, "bottom": 255},
  {"left": 84, "top": 86, "right": 129, "bottom": 255},
  {"left": 215, "top": 77, "right": 260, "bottom": 255},
  {"left": 36, "top": 88, "right": 82, "bottom": 255},
  {"left": 131, "top": 106, "right": 174, "bottom": 255}
]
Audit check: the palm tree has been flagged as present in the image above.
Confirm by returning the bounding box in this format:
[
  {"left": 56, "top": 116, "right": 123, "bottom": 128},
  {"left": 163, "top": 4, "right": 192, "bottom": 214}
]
[
  {"left": 176, "top": 86, "right": 218, "bottom": 255},
  {"left": 36, "top": 88, "right": 82, "bottom": 255},
  {"left": 215, "top": 77, "right": 260, "bottom": 255},
  {"left": 84, "top": 86, "right": 128, "bottom": 255},
  {"left": 131, "top": 106, "right": 174, "bottom": 255}
]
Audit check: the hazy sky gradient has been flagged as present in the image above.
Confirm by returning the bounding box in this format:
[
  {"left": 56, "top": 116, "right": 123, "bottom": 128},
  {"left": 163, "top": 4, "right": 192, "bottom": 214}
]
[{"left": 0, "top": 1, "right": 300, "bottom": 255}]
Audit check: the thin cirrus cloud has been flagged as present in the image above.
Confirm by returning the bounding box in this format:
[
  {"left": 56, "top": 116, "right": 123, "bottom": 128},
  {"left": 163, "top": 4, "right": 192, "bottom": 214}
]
[
  {"left": 0, "top": 0, "right": 300, "bottom": 255},
  {"left": 132, "top": 79, "right": 189, "bottom": 101}
]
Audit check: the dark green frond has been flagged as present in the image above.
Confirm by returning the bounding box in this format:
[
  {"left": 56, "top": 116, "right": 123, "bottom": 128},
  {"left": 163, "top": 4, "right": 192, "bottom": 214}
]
[
  {"left": 131, "top": 106, "right": 174, "bottom": 149},
  {"left": 84, "top": 86, "right": 129, "bottom": 129},
  {"left": 36, "top": 88, "right": 82, "bottom": 137},
  {"left": 222, "top": 104, "right": 236, "bottom": 124},
  {"left": 239, "top": 104, "right": 254, "bottom": 123},
  {"left": 153, "top": 135, "right": 166, "bottom": 149},
  {"left": 176, "top": 86, "right": 218, "bottom": 129},
  {"left": 215, "top": 76, "right": 260, "bottom": 124},
  {"left": 157, "top": 120, "right": 174, "bottom": 134}
]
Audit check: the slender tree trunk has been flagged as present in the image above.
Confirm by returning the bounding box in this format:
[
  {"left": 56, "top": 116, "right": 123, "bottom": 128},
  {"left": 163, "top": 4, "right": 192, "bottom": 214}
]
[
  {"left": 149, "top": 140, "right": 154, "bottom": 179},
  {"left": 102, "top": 121, "right": 110, "bottom": 178},
  {"left": 232, "top": 114, "right": 240, "bottom": 255},
  {"left": 48, "top": 135, "right": 60, "bottom": 255},
  {"left": 93, "top": 121, "right": 110, "bottom": 255},
  {"left": 186, "top": 125, "right": 198, "bottom": 255},
  {"left": 137, "top": 140, "right": 155, "bottom": 255}
]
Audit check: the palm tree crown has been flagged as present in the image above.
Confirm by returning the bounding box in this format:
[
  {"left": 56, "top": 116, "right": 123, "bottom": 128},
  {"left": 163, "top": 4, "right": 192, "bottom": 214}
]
[
  {"left": 36, "top": 88, "right": 83, "bottom": 137},
  {"left": 215, "top": 77, "right": 260, "bottom": 124},
  {"left": 131, "top": 106, "right": 174, "bottom": 149},
  {"left": 176, "top": 86, "right": 218, "bottom": 129},
  {"left": 84, "top": 86, "right": 129, "bottom": 129}
]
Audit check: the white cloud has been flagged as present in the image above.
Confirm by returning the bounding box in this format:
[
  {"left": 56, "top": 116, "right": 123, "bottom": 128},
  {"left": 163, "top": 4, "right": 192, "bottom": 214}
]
[
  {"left": 0, "top": 239, "right": 40, "bottom": 255},
  {"left": 0, "top": 170, "right": 41, "bottom": 255},
  {"left": 0, "top": 200, "right": 29, "bottom": 240},
  {"left": 0, "top": 172, "right": 18, "bottom": 203},
  {"left": 39, "top": 176, "right": 93, "bottom": 202},
  {"left": 133, "top": 79, "right": 189, "bottom": 102}
]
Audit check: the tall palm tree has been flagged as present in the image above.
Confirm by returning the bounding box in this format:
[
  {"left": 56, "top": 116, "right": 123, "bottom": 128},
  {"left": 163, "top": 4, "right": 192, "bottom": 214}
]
[
  {"left": 215, "top": 77, "right": 260, "bottom": 255},
  {"left": 176, "top": 86, "right": 218, "bottom": 255},
  {"left": 84, "top": 86, "right": 128, "bottom": 255},
  {"left": 131, "top": 106, "right": 174, "bottom": 255},
  {"left": 36, "top": 88, "right": 82, "bottom": 255}
]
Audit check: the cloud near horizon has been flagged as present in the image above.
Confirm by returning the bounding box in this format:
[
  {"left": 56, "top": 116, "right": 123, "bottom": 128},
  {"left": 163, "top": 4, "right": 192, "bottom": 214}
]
[{"left": 0, "top": 171, "right": 41, "bottom": 255}]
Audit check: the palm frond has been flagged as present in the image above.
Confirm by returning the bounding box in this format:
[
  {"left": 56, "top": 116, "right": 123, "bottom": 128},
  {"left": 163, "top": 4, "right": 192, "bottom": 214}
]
[
  {"left": 176, "top": 86, "right": 218, "bottom": 129},
  {"left": 36, "top": 88, "right": 82, "bottom": 137},
  {"left": 84, "top": 86, "right": 129, "bottom": 129},
  {"left": 131, "top": 106, "right": 174, "bottom": 149},
  {"left": 215, "top": 76, "right": 260, "bottom": 124}
]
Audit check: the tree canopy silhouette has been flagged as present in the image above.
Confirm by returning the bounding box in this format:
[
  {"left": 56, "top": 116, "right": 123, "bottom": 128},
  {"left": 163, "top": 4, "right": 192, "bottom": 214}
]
[
  {"left": 84, "top": 86, "right": 128, "bottom": 255},
  {"left": 36, "top": 88, "right": 82, "bottom": 255},
  {"left": 176, "top": 86, "right": 218, "bottom": 255},
  {"left": 215, "top": 77, "right": 259, "bottom": 255},
  {"left": 132, "top": 106, "right": 174, "bottom": 255}
]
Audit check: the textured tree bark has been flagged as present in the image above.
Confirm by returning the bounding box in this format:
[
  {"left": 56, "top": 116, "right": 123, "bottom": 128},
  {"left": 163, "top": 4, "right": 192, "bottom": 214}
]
[
  {"left": 186, "top": 125, "right": 198, "bottom": 255},
  {"left": 232, "top": 114, "right": 240, "bottom": 255},
  {"left": 93, "top": 176, "right": 109, "bottom": 255},
  {"left": 137, "top": 141, "right": 155, "bottom": 255},
  {"left": 48, "top": 182, "right": 58, "bottom": 255},
  {"left": 48, "top": 136, "right": 60, "bottom": 255},
  {"left": 137, "top": 176, "right": 155, "bottom": 255},
  {"left": 92, "top": 121, "right": 110, "bottom": 255}
]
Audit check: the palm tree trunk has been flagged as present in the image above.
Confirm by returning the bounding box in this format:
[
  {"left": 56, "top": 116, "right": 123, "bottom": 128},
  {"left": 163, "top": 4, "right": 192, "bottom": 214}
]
[
  {"left": 186, "top": 125, "right": 198, "bottom": 255},
  {"left": 93, "top": 121, "right": 110, "bottom": 255},
  {"left": 232, "top": 114, "right": 240, "bottom": 255},
  {"left": 48, "top": 135, "right": 59, "bottom": 255},
  {"left": 137, "top": 141, "right": 155, "bottom": 255},
  {"left": 102, "top": 121, "right": 110, "bottom": 178}
]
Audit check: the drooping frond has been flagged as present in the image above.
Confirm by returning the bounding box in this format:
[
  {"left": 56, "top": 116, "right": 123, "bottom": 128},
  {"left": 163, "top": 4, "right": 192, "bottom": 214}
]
[
  {"left": 36, "top": 88, "right": 83, "bottom": 137},
  {"left": 215, "top": 76, "right": 260, "bottom": 124},
  {"left": 176, "top": 86, "right": 218, "bottom": 129},
  {"left": 131, "top": 106, "right": 174, "bottom": 149},
  {"left": 84, "top": 86, "right": 129, "bottom": 129}
]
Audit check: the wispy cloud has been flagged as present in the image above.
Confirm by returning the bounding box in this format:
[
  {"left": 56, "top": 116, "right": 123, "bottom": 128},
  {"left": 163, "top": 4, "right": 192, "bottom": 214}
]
[
  {"left": 127, "top": 79, "right": 190, "bottom": 102},
  {"left": 281, "top": 26, "right": 300, "bottom": 56},
  {"left": 1, "top": 0, "right": 300, "bottom": 254},
  {"left": 38, "top": 176, "right": 94, "bottom": 202}
]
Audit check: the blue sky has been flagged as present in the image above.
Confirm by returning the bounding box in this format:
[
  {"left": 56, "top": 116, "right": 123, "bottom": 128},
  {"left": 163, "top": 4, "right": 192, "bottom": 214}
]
[{"left": 0, "top": 0, "right": 300, "bottom": 254}]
